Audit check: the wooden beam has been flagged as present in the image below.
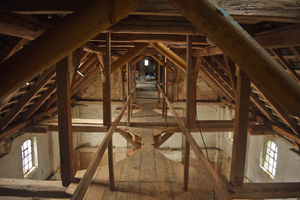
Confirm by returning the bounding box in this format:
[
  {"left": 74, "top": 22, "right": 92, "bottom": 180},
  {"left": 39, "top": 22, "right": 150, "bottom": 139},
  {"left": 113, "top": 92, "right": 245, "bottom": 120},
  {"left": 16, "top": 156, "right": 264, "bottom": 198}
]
[
  {"left": 270, "top": 49, "right": 300, "bottom": 83},
  {"left": 158, "top": 86, "right": 232, "bottom": 200},
  {"left": 162, "top": 59, "right": 165, "bottom": 118},
  {"left": 223, "top": 54, "right": 237, "bottom": 94},
  {"left": 151, "top": 55, "right": 163, "bottom": 66},
  {"left": 0, "top": 178, "right": 70, "bottom": 198},
  {"left": 104, "top": 33, "right": 115, "bottom": 191},
  {"left": 6, "top": 0, "right": 300, "bottom": 22},
  {"left": 0, "top": 0, "right": 147, "bottom": 106},
  {"left": 230, "top": 182, "right": 300, "bottom": 199},
  {"left": 173, "top": 66, "right": 181, "bottom": 102},
  {"left": 134, "top": 64, "right": 137, "bottom": 103},
  {"left": 169, "top": 0, "right": 300, "bottom": 116},
  {"left": 196, "top": 46, "right": 223, "bottom": 56},
  {"left": 184, "top": 34, "right": 192, "bottom": 191},
  {"left": 0, "top": 37, "right": 27, "bottom": 63},
  {"left": 131, "top": 54, "right": 144, "bottom": 66},
  {"left": 111, "top": 43, "right": 149, "bottom": 74},
  {"left": 153, "top": 132, "right": 175, "bottom": 148},
  {"left": 72, "top": 67, "right": 99, "bottom": 96},
  {"left": 158, "top": 63, "right": 161, "bottom": 104},
  {"left": 21, "top": 81, "right": 57, "bottom": 121},
  {"left": 248, "top": 125, "right": 277, "bottom": 136},
  {"left": 0, "top": 67, "right": 56, "bottom": 131},
  {"left": 289, "top": 46, "right": 300, "bottom": 60},
  {"left": 252, "top": 83, "right": 300, "bottom": 136},
  {"left": 151, "top": 42, "right": 187, "bottom": 72},
  {"left": 211, "top": 55, "right": 227, "bottom": 72},
  {"left": 253, "top": 25, "right": 300, "bottom": 49},
  {"left": 127, "top": 62, "right": 131, "bottom": 127},
  {"left": 165, "top": 60, "right": 169, "bottom": 127},
  {"left": 70, "top": 90, "right": 133, "bottom": 200},
  {"left": 93, "top": 34, "right": 208, "bottom": 44},
  {"left": 56, "top": 55, "right": 75, "bottom": 186},
  {"left": 71, "top": 48, "right": 84, "bottom": 85},
  {"left": 250, "top": 92, "right": 280, "bottom": 125},
  {"left": 203, "top": 56, "right": 231, "bottom": 88},
  {"left": 201, "top": 62, "right": 234, "bottom": 102},
  {"left": 118, "top": 132, "right": 141, "bottom": 149},
  {"left": 0, "top": 6, "right": 49, "bottom": 39},
  {"left": 230, "top": 70, "right": 251, "bottom": 187},
  {"left": 200, "top": 67, "right": 230, "bottom": 101}
]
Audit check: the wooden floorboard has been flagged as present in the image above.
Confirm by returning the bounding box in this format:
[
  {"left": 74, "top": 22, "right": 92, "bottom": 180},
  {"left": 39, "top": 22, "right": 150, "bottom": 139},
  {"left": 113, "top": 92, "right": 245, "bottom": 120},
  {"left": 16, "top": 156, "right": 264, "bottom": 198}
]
[
  {"left": 155, "top": 149, "right": 175, "bottom": 182},
  {"left": 70, "top": 99, "right": 222, "bottom": 200},
  {"left": 120, "top": 151, "right": 141, "bottom": 182},
  {"left": 155, "top": 182, "right": 174, "bottom": 200},
  {"left": 140, "top": 182, "right": 156, "bottom": 200}
]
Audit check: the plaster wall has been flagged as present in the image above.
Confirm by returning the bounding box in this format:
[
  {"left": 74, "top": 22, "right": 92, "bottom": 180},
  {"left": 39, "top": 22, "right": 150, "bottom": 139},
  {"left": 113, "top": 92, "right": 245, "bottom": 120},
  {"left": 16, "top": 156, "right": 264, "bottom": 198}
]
[
  {"left": 71, "top": 101, "right": 128, "bottom": 149},
  {"left": 0, "top": 133, "right": 52, "bottom": 180}
]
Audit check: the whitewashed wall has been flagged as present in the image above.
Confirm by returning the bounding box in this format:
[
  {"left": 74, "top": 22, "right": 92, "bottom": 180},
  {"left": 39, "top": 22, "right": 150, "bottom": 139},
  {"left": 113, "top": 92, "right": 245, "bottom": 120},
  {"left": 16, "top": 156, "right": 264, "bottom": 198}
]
[{"left": 0, "top": 133, "right": 52, "bottom": 180}]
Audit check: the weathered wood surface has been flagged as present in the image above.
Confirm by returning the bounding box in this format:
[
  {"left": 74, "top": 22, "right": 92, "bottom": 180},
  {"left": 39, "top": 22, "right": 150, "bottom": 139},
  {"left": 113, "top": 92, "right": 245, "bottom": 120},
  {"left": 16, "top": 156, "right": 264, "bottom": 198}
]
[
  {"left": 4, "top": 0, "right": 300, "bottom": 21},
  {"left": 0, "top": 178, "right": 70, "bottom": 198}
]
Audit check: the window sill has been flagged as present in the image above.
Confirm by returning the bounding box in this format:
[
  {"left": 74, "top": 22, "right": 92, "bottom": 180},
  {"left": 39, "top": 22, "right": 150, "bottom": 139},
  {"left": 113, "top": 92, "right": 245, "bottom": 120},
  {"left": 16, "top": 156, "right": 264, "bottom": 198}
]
[
  {"left": 260, "top": 166, "right": 275, "bottom": 180},
  {"left": 24, "top": 166, "right": 38, "bottom": 179}
]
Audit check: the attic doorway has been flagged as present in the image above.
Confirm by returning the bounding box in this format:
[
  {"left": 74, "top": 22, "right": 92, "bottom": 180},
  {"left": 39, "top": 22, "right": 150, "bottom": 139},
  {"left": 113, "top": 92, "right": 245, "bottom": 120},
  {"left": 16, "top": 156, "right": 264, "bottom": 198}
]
[{"left": 135, "top": 56, "right": 160, "bottom": 100}]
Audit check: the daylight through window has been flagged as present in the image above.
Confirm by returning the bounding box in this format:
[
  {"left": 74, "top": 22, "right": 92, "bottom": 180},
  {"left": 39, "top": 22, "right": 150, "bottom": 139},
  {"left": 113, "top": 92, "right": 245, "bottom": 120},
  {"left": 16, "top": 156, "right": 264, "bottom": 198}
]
[
  {"left": 262, "top": 140, "right": 278, "bottom": 177},
  {"left": 21, "top": 140, "right": 33, "bottom": 174}
]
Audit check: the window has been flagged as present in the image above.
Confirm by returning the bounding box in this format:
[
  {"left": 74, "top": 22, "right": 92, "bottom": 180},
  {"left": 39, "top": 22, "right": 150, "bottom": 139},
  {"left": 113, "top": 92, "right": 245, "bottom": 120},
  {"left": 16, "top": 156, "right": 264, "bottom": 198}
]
[
  {"left": 261, "top": 139, "right": 278, "bottom": 178},
  {"left": 144, "top": 59, "right": 148, "bottom": 66},
  {"left": 21, "top": 138, "right": 38, "bottom": 177}
]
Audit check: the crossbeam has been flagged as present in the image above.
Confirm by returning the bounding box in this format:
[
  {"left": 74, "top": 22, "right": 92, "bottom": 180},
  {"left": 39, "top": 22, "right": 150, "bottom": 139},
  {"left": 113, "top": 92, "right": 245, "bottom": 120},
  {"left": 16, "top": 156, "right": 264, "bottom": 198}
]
[{"left": 0, "top": 178, "right": 70, "bottom": 198}]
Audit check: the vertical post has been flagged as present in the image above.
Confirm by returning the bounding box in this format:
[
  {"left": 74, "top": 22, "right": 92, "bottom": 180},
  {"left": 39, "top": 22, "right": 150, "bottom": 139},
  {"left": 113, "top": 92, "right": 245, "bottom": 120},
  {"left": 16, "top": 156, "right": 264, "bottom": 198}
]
[
  {"left": 158, "top": 63, "right": 161, "bottom": 105},
  {"left": 230, "top": 69, "right": 251, "bottom": 187},
  {"left": 56, "top": 55, "right": 74, "bottom": 187},
  {"left": 130, "top": 63, "right": 133, "bottom": 117},
  {"left": 184, "top": 35, "right": 193, "bottom": 191},
  {"left": 127, "top": 62, "right": 131, "bottom": 127},
  {"left": 162, "top": 59, "right": 165, "bottom": 118},
  {"left": 165, "top": 60, "right": 169, "bottom": 127},
  {"left": 104, "top": 33, "right": 115, "bottom": 191},
  {"left": 134, "top": 64, "right": 137, "bottom": 103}
]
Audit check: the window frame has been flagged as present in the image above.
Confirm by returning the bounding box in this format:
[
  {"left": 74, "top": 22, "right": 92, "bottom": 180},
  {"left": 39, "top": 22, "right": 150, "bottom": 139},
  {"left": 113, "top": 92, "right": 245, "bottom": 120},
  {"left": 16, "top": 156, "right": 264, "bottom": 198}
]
[
  {"left": 21, "top": 137, "right": 38, "bottom": 178},
  {"left": 260, "top": 138, "right": 278, "bottom": 179}
]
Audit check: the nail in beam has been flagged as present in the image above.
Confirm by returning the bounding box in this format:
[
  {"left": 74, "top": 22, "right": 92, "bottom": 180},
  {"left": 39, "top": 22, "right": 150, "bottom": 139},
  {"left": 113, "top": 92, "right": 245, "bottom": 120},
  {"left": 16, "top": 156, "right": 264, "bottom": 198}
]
[
  {"left": 168, "top": 0, "right": 300, "bottom": 116},
  {"left": 0, "top": 0, "right": 147, "bottom": 105}
]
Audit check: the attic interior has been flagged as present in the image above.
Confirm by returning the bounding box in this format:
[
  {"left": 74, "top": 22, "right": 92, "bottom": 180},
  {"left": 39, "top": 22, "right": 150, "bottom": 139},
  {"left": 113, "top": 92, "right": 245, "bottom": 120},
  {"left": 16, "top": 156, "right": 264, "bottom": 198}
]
[{"left": 0, "top": 0, "right": 300, "bottom": 199}]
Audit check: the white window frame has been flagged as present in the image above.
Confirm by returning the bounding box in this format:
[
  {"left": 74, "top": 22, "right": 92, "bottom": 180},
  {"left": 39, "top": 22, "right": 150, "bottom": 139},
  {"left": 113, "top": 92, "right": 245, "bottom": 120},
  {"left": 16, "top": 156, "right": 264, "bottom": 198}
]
[
  {"left": 21, "top": 137, "right": 38, "bottom": 178},
  {"left": 260, "top": 138, "right": 278, "bottom": 179}
]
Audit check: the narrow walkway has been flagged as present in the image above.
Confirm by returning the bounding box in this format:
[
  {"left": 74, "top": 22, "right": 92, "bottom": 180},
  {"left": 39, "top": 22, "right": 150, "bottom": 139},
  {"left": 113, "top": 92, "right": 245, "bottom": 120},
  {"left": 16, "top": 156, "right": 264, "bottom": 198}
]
[{"left": 68, "top": 99, "right": 216, "bottom": 199}]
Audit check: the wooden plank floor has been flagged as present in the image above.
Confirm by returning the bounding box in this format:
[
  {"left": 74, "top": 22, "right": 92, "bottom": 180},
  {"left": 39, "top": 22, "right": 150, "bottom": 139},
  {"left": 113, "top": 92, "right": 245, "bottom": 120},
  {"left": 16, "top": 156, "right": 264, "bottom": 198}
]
[{"left": 68, "top": 99, "right": 217, "bottom": 199}]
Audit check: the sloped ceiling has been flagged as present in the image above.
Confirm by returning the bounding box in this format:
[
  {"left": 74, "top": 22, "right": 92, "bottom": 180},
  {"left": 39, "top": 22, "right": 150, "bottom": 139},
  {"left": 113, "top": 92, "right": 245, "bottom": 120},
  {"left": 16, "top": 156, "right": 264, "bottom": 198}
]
[{"left": 0, "top": 0, "right": 299, "bottom": 148}]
